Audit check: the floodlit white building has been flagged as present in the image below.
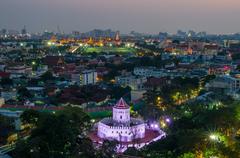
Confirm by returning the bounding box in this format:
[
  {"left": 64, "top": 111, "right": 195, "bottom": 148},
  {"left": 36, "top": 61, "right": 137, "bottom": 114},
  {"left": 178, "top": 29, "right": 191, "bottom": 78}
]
[
  {"left": 97, "top": 98, "right": 145, "bottom": 142},
  {"left": 90, "top": 98, "right": 166, "bottom": 152}
]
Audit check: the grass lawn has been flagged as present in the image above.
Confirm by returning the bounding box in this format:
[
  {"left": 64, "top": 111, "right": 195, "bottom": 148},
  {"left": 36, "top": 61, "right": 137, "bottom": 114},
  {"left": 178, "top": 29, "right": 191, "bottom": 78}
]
[
  {"left": 88, "top": 110, "right": 112, "bottom": 119},
  {"left": 79, "top": 46, "right": 137, "bottom": 54}
]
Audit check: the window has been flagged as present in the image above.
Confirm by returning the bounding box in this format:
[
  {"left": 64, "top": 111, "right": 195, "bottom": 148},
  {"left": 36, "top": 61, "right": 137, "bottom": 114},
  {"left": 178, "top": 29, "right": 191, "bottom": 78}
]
[{"left": 120, "top": 115, "right": 122, "bottom": 119}]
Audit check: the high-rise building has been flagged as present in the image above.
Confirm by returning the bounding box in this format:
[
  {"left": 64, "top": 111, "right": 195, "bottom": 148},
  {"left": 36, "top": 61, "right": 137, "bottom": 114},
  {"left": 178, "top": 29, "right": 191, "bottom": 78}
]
[
  {"left": 0, "top": 29, "right": 7, "bottom": 35},
  {"left": 177, "top": 30, "right": 187, "bottom": 37},
  {"left": 159, "top": 32, "right": 168, "bottom": 41},
  {"left": 8, "top": 29, "right": 19, "bottom": 36},
  {"left": 21, "top": 26, "right": 27, "bottom": 35},
  {"left": 188, "top": 30, "right": 196, "bottom": 37}
]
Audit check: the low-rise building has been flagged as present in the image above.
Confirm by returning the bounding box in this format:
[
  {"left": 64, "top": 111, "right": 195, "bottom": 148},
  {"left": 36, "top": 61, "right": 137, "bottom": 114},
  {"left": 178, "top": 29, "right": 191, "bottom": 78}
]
[
  {"left": 5, "top": 65, "right": 32, "bottom": 77},
  {"left": 0, "top": 98, "right": 5, "bottom": 106},
  {"left": 206, "top": 75, "right": 240, "bottom": 94},
  {"left": 0, "top": 72, "right": 10, "bottom": 79},
  {"left": 115, "top": 75, "right": 147, "bottom": 91},
  {"left": 71, "top": 70, "right": 98, "bottom": 85},
  {"left": 0, "top": 63, "right": 6, "bottom": 71},
  {"left": 43, "top": 56, "right": 65, "bottom": 68},
  {"left": 133, "top": 67, "right": 156, "bottom": 77},
  {"left": 1, "top": 89, "right": 17, "bottom": 101}
]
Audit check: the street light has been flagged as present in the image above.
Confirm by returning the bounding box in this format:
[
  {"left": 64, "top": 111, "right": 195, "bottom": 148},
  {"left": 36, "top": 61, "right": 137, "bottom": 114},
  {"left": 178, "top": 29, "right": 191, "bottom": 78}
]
[
  {"left": 160, "top": 121, "right": 166, "bottom": 128},
  {"left": 165, "top": 118, "right": 171, "bottom": 123},
  {"left": 209, "top": 133, "right": 221, "bottom": 143},
  {"left": 91, "top": 119, "right": 95, "bottom": 123},
  {"left": 209, "top": 134, "right": 218, "bottom": 141},
  {"left": 47, "top": 41, "right": 52, "bottom": 46}
]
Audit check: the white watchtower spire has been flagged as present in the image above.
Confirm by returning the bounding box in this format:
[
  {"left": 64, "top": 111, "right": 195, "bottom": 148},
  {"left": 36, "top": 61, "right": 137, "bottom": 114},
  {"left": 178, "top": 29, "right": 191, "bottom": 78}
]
[{"left": 112, "top": 98, "right": 130, "bottom": 123}]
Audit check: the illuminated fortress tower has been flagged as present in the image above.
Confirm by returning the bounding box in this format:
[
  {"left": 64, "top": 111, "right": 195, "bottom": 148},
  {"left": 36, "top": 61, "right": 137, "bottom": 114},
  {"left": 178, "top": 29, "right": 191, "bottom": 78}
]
[
  {"left": 112, "top": 98, "right": 130, "bottom": 123},
  {"left": 97, "top": 98, "right": 145, "bottom": 142},
  {"left": 90, "top": 98, "right": 166, "bottom": 152}
]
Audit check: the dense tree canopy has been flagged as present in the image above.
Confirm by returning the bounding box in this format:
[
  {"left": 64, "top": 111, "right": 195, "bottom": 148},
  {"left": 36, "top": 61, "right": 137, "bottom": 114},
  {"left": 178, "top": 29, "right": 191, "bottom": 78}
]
[
  {"left": 0, "top": 77, "right": 13, "bottom": 87},
  {"left": 17, "top": 87, "right": 33, "bottom": 101},
  {"left": 0, "top": 115, "right": 14, "bottom": 144},
  {"left": 14, "top": 107, "right": 91, "bottom": 158}
]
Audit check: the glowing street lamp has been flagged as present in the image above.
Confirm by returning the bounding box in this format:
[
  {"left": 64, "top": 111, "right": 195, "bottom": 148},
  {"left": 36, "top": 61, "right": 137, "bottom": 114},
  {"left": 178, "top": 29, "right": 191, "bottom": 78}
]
[
  {"left": 209, "top": 133, "right": 221, "bottom": 142},
  {"left": 91, "top": 119, "right": 95, "bottom": 123},
  {"left": 165, "top": 118, "right": 171, "bottom": 123},
  {"left": 150, "top": 122, "right": 160, "bottom": 130},
  {"left": 47, "top": 41, "right": 52, "bottom": 46},
  {"left": 161, "top": 122, "right": 166, "bottom": 128},
  {"left": 209, "top": 134, "right": 218, "bottom": 140}
]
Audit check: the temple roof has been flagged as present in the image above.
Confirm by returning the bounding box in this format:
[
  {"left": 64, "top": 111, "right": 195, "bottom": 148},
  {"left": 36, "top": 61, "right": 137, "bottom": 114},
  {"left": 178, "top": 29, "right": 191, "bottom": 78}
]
[{"left": 114, "top": 98, "right": 129, "bottom": 109}]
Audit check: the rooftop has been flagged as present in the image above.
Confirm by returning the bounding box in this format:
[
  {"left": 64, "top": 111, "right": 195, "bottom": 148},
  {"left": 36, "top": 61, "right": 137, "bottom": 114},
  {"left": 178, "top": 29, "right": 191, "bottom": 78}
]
[{"left": 114, "top": 98, "right": 129, "bottom": 109}]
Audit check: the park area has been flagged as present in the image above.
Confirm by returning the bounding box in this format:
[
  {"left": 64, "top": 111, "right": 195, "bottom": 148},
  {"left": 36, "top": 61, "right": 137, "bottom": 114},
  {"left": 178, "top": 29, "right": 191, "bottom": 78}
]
[{"left": 77, "top": 46, "right": 137, "bottom": 54}]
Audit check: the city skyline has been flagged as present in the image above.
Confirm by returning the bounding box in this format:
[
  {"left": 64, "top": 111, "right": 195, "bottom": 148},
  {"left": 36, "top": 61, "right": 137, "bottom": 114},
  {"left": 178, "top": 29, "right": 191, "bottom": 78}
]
[
  {"left": 1, "top": 0, "right": 240, "bottom": 34},
  {"left": 1, "top": 1, "right": 240, "bottom": 156}
]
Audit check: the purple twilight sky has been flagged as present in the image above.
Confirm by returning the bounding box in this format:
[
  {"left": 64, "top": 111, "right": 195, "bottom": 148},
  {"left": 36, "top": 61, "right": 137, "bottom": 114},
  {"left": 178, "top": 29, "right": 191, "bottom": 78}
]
[{"left": 0, "top": 0, "right": 240, "bottom": 34}]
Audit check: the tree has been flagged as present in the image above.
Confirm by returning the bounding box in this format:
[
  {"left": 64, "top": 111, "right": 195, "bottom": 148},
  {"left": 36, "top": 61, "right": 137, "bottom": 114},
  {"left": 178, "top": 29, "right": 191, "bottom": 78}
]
[
  {"left": 17, "top": 87, "right": 33, "bottom": 101},
  {"left": 0, "top": 77, "right": 13, "bottom": 87},
  {"left": 99, "top": 140, "right": 118, "bottom": 158},
  {"left": 20, "top": 109, "right": 40, "bottom": 126},
  {"left": 202, "top": 75, "right": 216, "bottom": 86},
  {"left": 40, "top": 71, "right": 54, "bottom": 82},
  {"left": 110, "top": 85, "right": 131, "bottom": 100},
  {"left": 124, "top": 147, "right": 140, "bottom": 157},
  {"left": 14, "top": 107, "right": 91, "bottom": 158},
  {"left": 142, "top": 88, "right": 168, "bottom": 119},
  {"left": 74, "top": 137, "right": 96, "bottom": 158},
  {"left": 0, "top": 115, "right": 14, "bottom": 144},
  {"left": 178, "top": 152, "right": 195, "bottom": 158},
  {"left": 102, "top": 69, "right": 120, "bottom": 82}
]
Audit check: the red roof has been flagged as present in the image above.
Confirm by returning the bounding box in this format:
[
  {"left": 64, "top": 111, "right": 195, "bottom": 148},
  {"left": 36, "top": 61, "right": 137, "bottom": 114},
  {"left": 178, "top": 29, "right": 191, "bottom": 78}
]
[
  {"left": 0, "top": 72, "right": 10, "bottom": 78},
  {"left": 204, "top": 45, "right": 219, "bottom": 50},
  {"left": 43, "top": 56, "right": 64, "bottom": 67},
  {"left": 114, "top": 98, "right": 129, "bottom": 109},
  {"left": 89, "top": 129, "right": 162, "bottom": 145}
]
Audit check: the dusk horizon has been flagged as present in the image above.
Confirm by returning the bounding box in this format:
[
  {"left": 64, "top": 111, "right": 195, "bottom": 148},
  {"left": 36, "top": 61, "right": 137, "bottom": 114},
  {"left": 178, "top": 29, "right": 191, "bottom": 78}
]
[
  {"left": 1, "top": 0, "right": 240, "bottom": 34},
  {"left": 1, "top": 1, "right": 240, "bottom": 158}
]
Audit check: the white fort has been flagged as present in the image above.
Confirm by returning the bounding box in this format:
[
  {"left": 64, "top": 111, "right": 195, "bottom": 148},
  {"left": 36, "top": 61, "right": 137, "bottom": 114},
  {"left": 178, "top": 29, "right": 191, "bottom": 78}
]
[{"left": 97, "top": 98, "right": 145, "bottom": 142}]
